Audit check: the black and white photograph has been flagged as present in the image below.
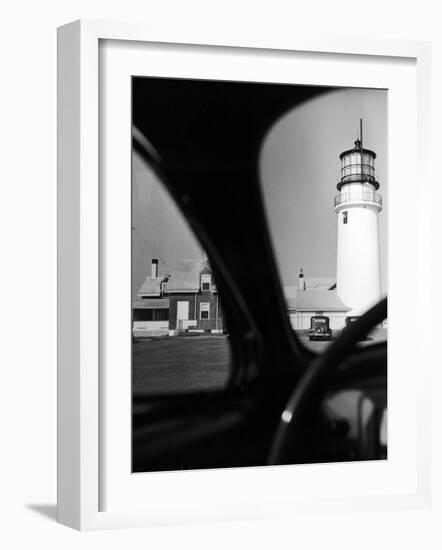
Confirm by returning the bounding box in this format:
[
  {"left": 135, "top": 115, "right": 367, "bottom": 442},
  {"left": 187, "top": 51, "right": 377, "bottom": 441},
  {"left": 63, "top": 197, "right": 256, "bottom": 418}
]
[{"left": 131, "top": 77, "right": 388, "bottom": 473}]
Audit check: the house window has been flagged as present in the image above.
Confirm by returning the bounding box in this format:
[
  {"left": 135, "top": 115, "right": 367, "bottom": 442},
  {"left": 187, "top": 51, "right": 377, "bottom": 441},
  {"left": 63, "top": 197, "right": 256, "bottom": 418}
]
[
  {"left": 134, "top": 309, "right": 169, "bottom": 321},
  {"left": 343, "top": 211, "right": 348, "bottom": 224},
  {"left": 200, "top": 302, "right": 210, "bottom": 319},
  {"left": 154, "top": 309, "right": 169, "bottom": 321},
  {"left": 136, "top": 309, "right": 154, "bottom": 321},
  {"left": 201, "top": 273, "right": 212, "bottom": 291}
]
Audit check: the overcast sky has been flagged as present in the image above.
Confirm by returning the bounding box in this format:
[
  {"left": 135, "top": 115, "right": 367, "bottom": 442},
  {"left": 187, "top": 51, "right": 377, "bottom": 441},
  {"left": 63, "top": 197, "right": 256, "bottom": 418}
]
[{"left": 132, "top": 86, "right": 388, "bottom": 299}]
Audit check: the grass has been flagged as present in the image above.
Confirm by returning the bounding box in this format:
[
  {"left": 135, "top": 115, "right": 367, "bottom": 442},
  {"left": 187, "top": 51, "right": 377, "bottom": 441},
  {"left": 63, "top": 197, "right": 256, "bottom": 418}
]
[{"left": 133, "top": 335, "right": 231, "bottom": 395}]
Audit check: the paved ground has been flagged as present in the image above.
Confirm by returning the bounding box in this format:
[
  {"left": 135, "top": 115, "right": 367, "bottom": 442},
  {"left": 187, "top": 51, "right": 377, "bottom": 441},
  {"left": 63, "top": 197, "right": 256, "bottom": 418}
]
[{"left": 133, "top": 330, "right": 387, "bottom": 395}]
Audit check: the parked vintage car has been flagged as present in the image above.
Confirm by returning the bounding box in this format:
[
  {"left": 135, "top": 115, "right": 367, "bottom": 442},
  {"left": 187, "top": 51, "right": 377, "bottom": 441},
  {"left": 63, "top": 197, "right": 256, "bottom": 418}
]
[
  {"left": 308, "top": 315, "right": 333, "bottom": 341},
  {"left": 132, "top": 77, "right": 387, "bottom": 472},
  {"left": 345, "top": 316, "right": 360, "bottom": 326},
  {"left": 345, "top": 315, "right": 372, "bottom": 340}
]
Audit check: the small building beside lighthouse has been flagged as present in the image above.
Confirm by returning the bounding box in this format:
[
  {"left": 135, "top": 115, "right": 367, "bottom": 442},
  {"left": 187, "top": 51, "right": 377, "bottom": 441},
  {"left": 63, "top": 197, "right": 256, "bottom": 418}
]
[
  {"left": 285, "top": 275, "right": 350, "bottom": 330},
  {"left": 334, "top": 121, "right": 383, "bottom": 316}
]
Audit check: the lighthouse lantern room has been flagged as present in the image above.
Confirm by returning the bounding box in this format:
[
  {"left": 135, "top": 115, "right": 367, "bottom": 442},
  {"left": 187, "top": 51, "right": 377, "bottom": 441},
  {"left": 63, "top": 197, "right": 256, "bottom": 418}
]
[{"left": 334, "top": 120, "right": 383, "bottom": 317}]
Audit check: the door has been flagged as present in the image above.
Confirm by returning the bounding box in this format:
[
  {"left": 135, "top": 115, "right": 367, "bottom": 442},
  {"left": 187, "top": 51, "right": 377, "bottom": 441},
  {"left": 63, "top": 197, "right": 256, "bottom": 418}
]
[{"left": 176, "top": 300, "right": 189, "bottom": 330}]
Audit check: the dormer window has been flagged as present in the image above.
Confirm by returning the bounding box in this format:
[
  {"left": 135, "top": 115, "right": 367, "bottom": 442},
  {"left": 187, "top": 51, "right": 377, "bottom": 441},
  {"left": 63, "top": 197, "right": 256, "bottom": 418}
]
[{"left": 201, "top": 273, "right": 212, "bottom": 291}]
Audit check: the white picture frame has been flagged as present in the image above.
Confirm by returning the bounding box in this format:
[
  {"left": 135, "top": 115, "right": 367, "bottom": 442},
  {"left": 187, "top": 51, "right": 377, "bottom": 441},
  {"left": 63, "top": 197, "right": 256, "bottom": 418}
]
[{"left": 57, "top": 19, "right": 433, "bottom": 531}]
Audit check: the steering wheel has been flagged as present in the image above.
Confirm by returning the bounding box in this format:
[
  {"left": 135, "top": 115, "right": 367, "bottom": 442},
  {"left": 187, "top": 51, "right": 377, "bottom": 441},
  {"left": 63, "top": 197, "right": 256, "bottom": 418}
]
[{"left": 268, "top": 297, "right": 387, "bottom": 465}]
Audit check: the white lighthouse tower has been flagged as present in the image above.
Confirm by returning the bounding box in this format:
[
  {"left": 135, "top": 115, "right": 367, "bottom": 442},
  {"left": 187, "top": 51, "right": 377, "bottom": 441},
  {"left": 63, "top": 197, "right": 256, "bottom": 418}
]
[{"left": 334, "top": 120, "right": 382, "bottom": 317}]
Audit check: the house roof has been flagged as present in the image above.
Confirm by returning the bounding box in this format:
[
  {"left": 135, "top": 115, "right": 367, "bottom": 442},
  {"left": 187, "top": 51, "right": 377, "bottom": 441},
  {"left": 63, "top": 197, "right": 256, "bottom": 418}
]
[
  {"left": 132, "top": 298, "right": 170, "bottom": 309},
  {"left": 284, "top": 278, "right": 336, "bottom": 298},
  {"left": 305, "top": 277, "right": 336, "bottom": 290},
  {"left": 166, "top": 259, "right": 210, "bottom": 293},
  {"left": 285, "top": 297, "right": 297, "bottom": 310},
  {"left": 295, "top": 290, "right": 350, "bottom": 312},
  {"left": 137, "top": 276, "right": 164, "bottom": 297},
  {"left": 286, "top": 290, "right": 350, "bottom": 312}
]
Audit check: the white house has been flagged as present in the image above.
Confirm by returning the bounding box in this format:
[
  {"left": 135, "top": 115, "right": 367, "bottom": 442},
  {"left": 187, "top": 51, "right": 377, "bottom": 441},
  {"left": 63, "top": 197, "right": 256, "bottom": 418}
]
[{"left": 284, "top": 277, "right": 350, "bottom": 330}]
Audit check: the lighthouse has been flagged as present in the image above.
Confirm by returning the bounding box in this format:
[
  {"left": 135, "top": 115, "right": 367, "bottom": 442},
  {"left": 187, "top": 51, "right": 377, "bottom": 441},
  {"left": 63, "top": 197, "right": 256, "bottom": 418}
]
[{"left": 334, "top": 120, "right": 382, "bottom": 317}]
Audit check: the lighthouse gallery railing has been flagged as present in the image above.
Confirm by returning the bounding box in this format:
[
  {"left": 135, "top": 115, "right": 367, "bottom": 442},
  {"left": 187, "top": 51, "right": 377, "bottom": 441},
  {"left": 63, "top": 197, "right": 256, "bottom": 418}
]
[{"left": 334, "top": 191, "right": 382, "bottom": 208}]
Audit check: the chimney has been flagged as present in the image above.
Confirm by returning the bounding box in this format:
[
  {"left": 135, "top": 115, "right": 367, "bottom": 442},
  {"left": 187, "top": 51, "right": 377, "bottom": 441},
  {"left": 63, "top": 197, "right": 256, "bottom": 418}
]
[
  {"left": 151, "top": 259, "right": 158, "bottom": 279},
  {"left": 298, "top": 268, "right": 305, "bottom": 291}
]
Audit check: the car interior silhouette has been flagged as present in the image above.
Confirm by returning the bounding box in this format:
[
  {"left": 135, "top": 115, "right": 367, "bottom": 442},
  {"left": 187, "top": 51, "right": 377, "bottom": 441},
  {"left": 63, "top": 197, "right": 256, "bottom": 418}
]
[{"left": 132, "top": 77, "right": 387, "bottom": 472}]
